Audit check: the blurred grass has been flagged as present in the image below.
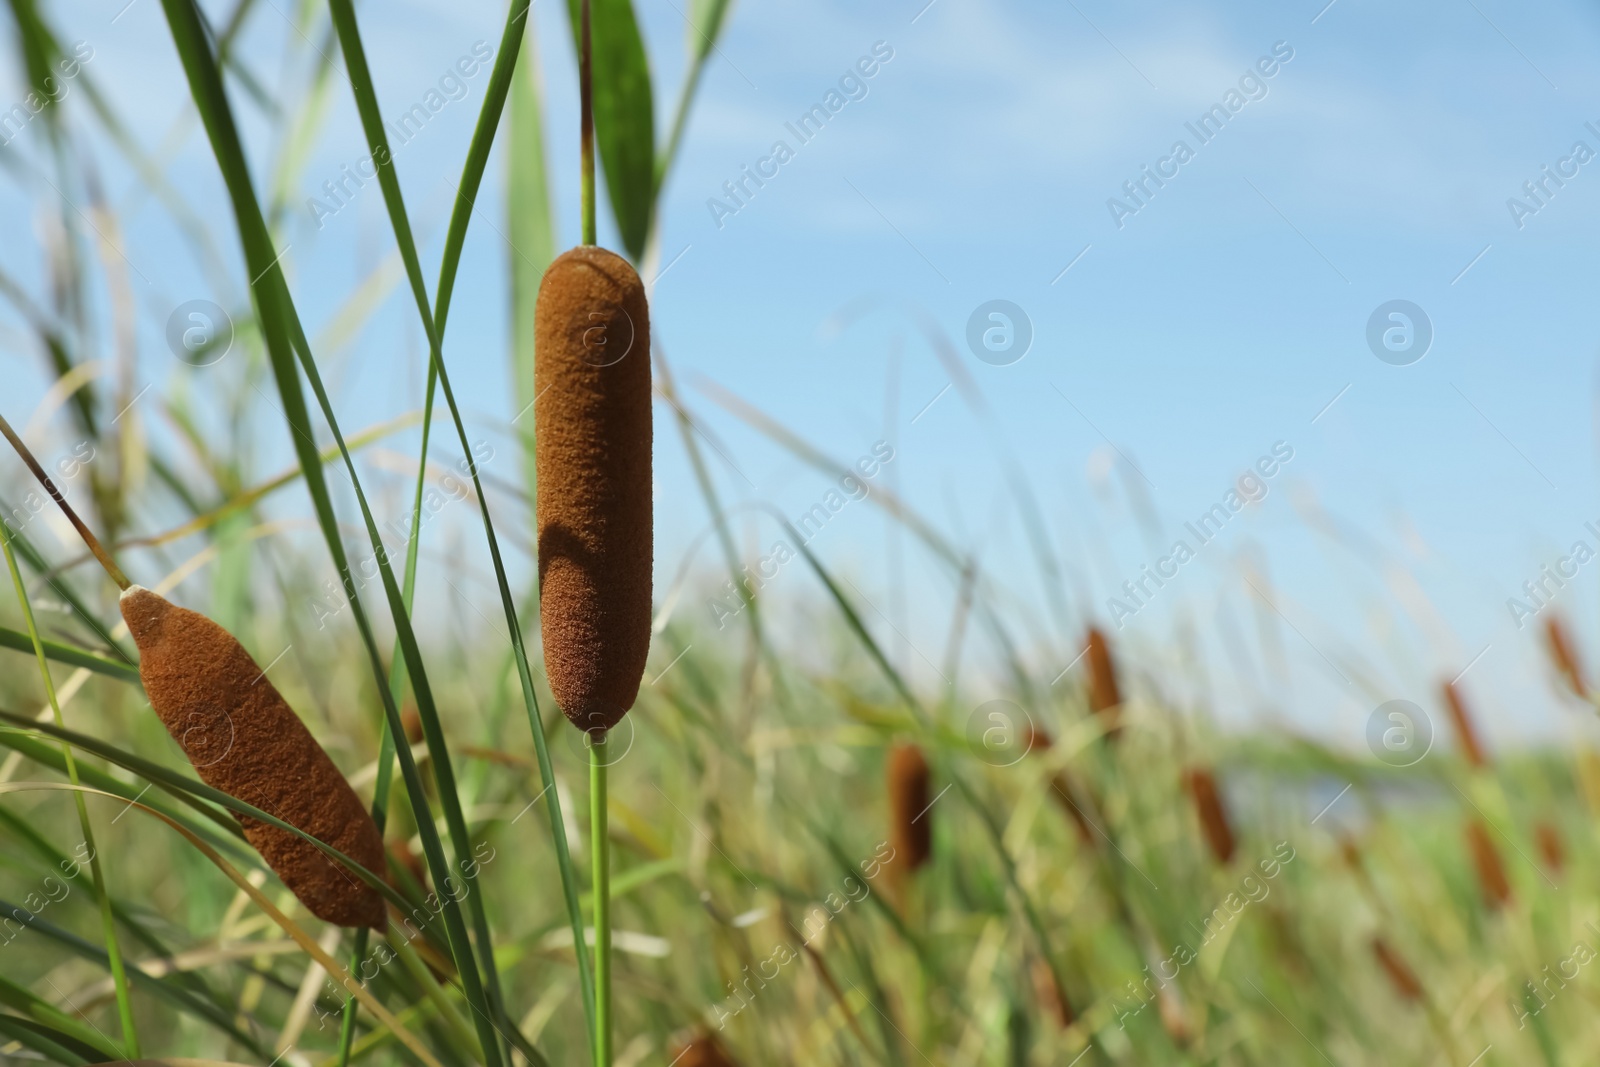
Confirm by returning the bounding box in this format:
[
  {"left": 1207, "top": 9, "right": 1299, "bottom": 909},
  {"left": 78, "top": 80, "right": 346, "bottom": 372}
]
[{"left": 0, "top": 1, "right": 1597, "bottom": 1065}]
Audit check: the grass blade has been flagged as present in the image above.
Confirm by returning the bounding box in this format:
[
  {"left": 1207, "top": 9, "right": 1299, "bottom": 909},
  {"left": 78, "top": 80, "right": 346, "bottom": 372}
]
[
  {"left": 319, "top": 0, "right": 599, "bottom": 1053},
  {"left": 1, "top": 531, "right": 138, "bottom": 1056}
]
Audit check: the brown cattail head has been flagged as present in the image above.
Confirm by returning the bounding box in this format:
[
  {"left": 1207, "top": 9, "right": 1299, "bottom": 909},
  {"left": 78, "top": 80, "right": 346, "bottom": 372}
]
[
  {"left": 1465, "top": 818, "right": 1511, "bottom": 909},
  {"left": 1535, "top": 820, "right": 1565, "bottom": 874},
  {"left": 1544, "top": 615, "right": 1587, "bottom": 698},
  {"left": 1370, "top": 937, "right": 1424, "bottom": 1002},
  {"left": 1029, "top": 957, "right": 1075, "bottom": 1029},
  {"left": 887, "top": 743, "right": 933, "bottom": 879},
  {"left": 534, "top": 245, "right": 653, "bottom": 733},
  {"left": 670, "top": 1032, "right": 740, "bottom": 1067},
  {"left": 119, "top": 586, "right": 385, "bottom": 928},
  {"left": 1085, "top": 627, "right": 1122, "bottom": 733},
  {"left": 1184, "top": 767, "right": 1236, "bottom": 865},
  {"left": 1440, "top": 680, "right": 1487, "bottom": 768}
]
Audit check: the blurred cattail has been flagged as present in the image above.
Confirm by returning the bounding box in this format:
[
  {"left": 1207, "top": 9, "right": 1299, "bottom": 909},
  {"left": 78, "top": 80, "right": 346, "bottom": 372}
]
[
  {"left": 887, "top": 743, "right": 933, "bottom": 879},
  {"left": 400, "top": 703, "right": 425, "bottom": 747},
  {"left": 1440, "top": 680, "right": 1487, "bottom": 768},
  {"left": 1021, "top": 725, "right": 1095, "bottom": 844},
  {"left": 1544, "top": 615, "right": 1587, "bottom": 698},
  {"left": 1535, "top": 820, "right": 1565, "bottom": 875},
  {"left": 670, "top": 1031, "right": 740, "bottom": 1067},
  {"left": 1371, "top": 937, "right": 1424, "bottom": 1002},
  {"left": 1029, "top": 957, "right": 1075, "bottom": 1029},
  {"left": 1184, "top": 767, "right": 1236, "bottom": 865},
  {"left": 390, "top": 838, "right": 427, "bottom": 891},
  {"left": 1265, "top": 905, "right": 1311, "bottom": 978},
  {"left": 534, "top": 245, "right": 653, "bottom": 733},
  {"left": 120, "top": 586, "right": 386, "bottom": 928},
  {"left": 1464, "top": 818, "right": 1512, "bottom": 909},
  {"left": 1578, "top": 750, "right": 1600, "bottom": 816},
  {"left": 1085, "top": 627, "right": 1122, "bottom": 734}
]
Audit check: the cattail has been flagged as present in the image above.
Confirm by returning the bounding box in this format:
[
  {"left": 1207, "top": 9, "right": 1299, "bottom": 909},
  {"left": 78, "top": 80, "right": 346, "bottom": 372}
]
[
  {"left": 534, "top": 244, "right": 653, "bottom": 733},
  {"left": 1085, "top": 627, "right": 1122, "bottom": 734},
  {"left": 670, "top": 1032, "right": 740, "bottom": 1067},
  {"left": 887, "top": 743, "right": 933, "bottom": 880},
  {"left": 1464, "top": 818, "right": 1511, "bottom": 909},
  {"left": 1440, "top": 680, "right": 1487, "bottom": 768},
  {"left": 120, "top": 586, "right": 385, "bottom": 928},
  {"left": 1535, "top": 820, "right": 1565, "bottom": 874},
  {"left": 390, "top": 838, "right": 427, "bottom": 890},
  {"left": 1029, "top": 957, "right": 1075, "bottom": 1029},
  {"left": 1337, "top": 835, "right": 1363, "bottom": 872},
  {"left": 1578, "top": 750, "right": 1600, "bottom": 816},
  {"left": 1184, "top": 767, "right": 1236, "bottom": 865},
  {"left": 1544, "top": 615, "right": 1587, "bottom": 698},
  {"left": 1021, "top": 726, "right": 1095, "bottom": 844},
  {"left": 1370, "top": 937, "right": 1424, "bottom": 1002}
]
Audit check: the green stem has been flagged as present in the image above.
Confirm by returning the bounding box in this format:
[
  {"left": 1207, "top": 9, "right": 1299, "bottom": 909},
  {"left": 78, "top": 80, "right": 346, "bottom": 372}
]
[
  {"left": 579, "top": 0, "right": 595, "bottom": 245},
  {"left": 590, "top": 732, "right": 611, "bottom": 1066},
  {"left": 0, "top": 533, "right": 138, "bottom": 1055}
]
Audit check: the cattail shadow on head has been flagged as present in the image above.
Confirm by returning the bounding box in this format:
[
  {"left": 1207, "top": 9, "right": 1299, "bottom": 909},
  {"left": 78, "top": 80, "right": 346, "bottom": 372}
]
[
  {"left": 886, "top": 743, "right": 933, "bottom": 889},
  {"left": 535, "top": 244, "right": 653, "bottom": 733}
]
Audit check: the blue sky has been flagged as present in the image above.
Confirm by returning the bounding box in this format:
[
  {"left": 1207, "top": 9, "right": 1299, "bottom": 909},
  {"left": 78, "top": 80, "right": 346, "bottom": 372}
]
[{"left": 7, "top": 0, "right": 1600, "bottom": 752}]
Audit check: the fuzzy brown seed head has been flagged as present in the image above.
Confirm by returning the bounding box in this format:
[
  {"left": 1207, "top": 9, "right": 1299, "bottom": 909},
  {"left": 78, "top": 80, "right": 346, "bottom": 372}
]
[
  {"left": 1085, "top": 627, "right": 1122, "bottom": 734},
  {"left": 1535, "top": 820, "right": 1565, "bottom": 874},
  {"left": 1440, "top": 680, "right": 1487, "bottom": 768},
  {"left": 1465, "top": 818, "right": 1511, "bottom": 909},
  {"left": 1544, "top": 615, "right": 1586, "bottom": 698},
  {"left": 535, "top": 245, "right": 653, "bottom": 733},
  {"left": 1030, "top": 957, "right": 1075, "bottom": 1029},
  {"left": 1184, "top": 767, "right": 1236, "bottom": 866},
  {"left": 119, "top": 586, "right": 385, "bottom": 928},
  {"left": 1370, "top": 937, "right": 1424, "bottom": 1002},
  {"left": 887, "top": 743, "right": 932, "bottom": 877}
]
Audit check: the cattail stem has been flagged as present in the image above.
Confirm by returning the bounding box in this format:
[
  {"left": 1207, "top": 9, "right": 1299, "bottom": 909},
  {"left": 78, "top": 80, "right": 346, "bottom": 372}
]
[
  {"left": 579, "top": 0, "right": 596, "bottom": 246},
  {"left": 591, "top": 730, "right": 612, "bottom": 1066},
  {"left": 0, "top": 411, "right": 129, "bottom": 590}
]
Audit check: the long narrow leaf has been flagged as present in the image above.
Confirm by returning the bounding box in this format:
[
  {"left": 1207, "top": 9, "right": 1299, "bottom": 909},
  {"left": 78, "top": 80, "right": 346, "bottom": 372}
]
[{"left": 564, "top": 0, "right": 654, "bottom": 258}]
